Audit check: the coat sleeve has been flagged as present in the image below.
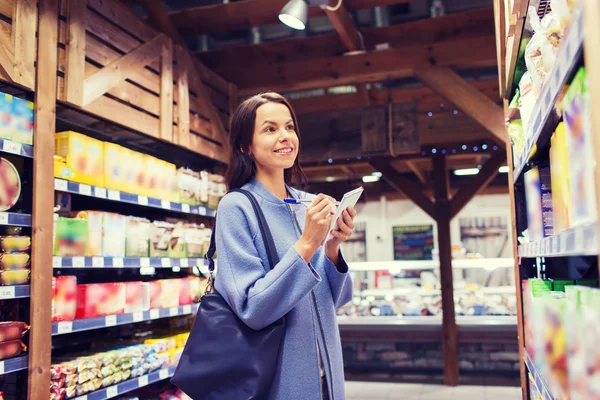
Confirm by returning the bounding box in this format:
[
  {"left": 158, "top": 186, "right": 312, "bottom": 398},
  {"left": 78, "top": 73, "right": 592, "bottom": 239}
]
[
  {"left": 214, "top": 194, "right": 321, "bottom": 330},
  {"left": 323, "top": 249, "right": 354, "bottom": 309}
]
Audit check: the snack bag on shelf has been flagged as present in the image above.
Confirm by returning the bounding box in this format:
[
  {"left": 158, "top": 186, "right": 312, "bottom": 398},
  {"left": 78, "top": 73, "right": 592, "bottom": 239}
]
[
  {"left": 208, "top": 174, "right": 221, "bottom": 210},
  {"left": 102, "top": 212, "right": 126, "bottom": 257},
  {"left": 76, "top": 283, "right": 126, "bottom": 319},
  {"left": 0, "top": 235, "right": 30, "bottom": 253},
  {"left": 0, "top": 252, "right": 30, "bottom": 271},
  {"left": 169, "top": 222, "right": 187, "bottom": 258},
  {"left": 54, "top": 216, "right": 88, "bottom": 256},
  {"left": 518, "top": 72, "right": 537, "bottom": 136},
  {"left": 524, "top": 7, "right": 560, "bottom": 97},
  {"left": 550, "top": 123, "right": 571, "bottom": 233},
  {"left": 563, "top": 68, "right": 597, "bottom": 227},
  {"left": 0, "top": 339, "right": 26, "bottom": 360},
  {"left": 523, "top": 279, "right": 552, "bottom": 361},
  {"left": 10, "top": 96, "right": 34, "bottom": 146},
  {"left": 150, "top": 221, "right": 174, "bottom": 258},
  {"left": 75, "top": 211, "right": 103, "bottom": 257},
  {"left": 125, "top": 216, "right": 151, "bottom": 257},
  {"left": 55, "top": 131, "right": 104, "bottom": 187},
  {"left": 184, "top": 223, "right": 204, "bottom": 258},
  {"left": 177, "top": 168, "right": 200, "bottom": 205},
  {"left": 0, "top": 268, "right": 29, "bottom": 285},
  {"left": 52, "top": 276, "right": 77, "bottom": 322}
]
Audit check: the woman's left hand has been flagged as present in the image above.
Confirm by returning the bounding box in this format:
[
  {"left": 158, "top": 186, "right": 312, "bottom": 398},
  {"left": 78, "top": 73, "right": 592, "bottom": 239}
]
[{"left": 325, "top": 207, "right": 357, "bottom": 250}]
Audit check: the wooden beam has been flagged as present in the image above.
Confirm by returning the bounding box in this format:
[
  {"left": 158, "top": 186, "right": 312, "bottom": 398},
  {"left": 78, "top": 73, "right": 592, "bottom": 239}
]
[
  {"left": 431, "top": 153, "right": 458, "bottom": 386},
  {"left": 449, "top": 151, "right": 505, "bottom": 219},
  {"left": 82, "top": 34, "right": 168, "bottom": 107},
  {"left": 493, "top": 0, "right": 507, "bottom": 98},
  {"left": 160, "top": 39, "right": 173, "bottom": 141},
  {"left": 406, "top": 160, "right": 427, "bottom": 184},
  {"left": 29, "top": 0, "right": 59, "bottom": 398},
  {"left": 170, "top": 0, "right": 411, "bottom": 36},
  {"left": 414, "top": 65, "right": 507, "bottom": 147},
  {"left": 64, "top": 0, "right": 86, "bottom": 107},
  {"left": 12, "top": 0, "right": 37, "bottom": 89},
  {"left": 176, "top": 45, "right": 190, "bottom": 148},
  {"left": 139, "top": 0, "right": 186, "bottom": 48},
  {"left": 325, "top": 1, "right": 362, "bottom": 52},
  {"left": 232, "top": 36, "right": 497, "bottom": 95},
  {"left": 369, "top": 158, "right": 435, "bottom": 219}
]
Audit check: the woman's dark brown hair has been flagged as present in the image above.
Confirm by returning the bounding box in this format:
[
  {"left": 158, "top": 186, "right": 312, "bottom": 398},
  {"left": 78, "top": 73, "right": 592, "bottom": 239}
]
[{"left": 225, "top": 92, "right": 307, "bottom": 190}]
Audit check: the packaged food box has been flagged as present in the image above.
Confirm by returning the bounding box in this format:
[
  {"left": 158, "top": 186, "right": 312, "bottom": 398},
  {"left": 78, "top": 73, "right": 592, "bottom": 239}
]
[
  {"left": 563, "top": 68, "right": 597, "bottom": 227},
  {"left": 143, "top": 155, "right": 160, "bottom": 199},
  {"left": 0, "top": 321, "right": 29, "bottom": 342},
  {"left": 552, "top": 280, "right": 575, "bottom": 292},
  {"left": 102, "top": 212, "right": 126, "bottom": 257},
  {"left": 148, "top": 281, "right": 162, "bottom": 309},
  {"left": 54, "top": 216, "right": 88, "bottom": 256},
  {"left": 163, "top": 161, "right": 178, "bottom": 203},
  {"left": 141, "top": 282, "right": 151, "bottom": 311},
  {"left": 169, "top": 222, "right": 186, "bottom": 258},
  {"left": 52, "top": 276, "right": 77, "bottom": 321},
  {"left": 0, "top": 252, "right": 29, "bottom": 270},
  {"left": 55, "top": 131, "right": 104, "bottom": 187},
  {"left": 189, "top": 276, "right": 204, "bottom": 302},
  {"left": 179, "top": 277, "right": 192, "bottom": 306},
  {"left": 103, "top": 142, "right": 127, "bottom": 193},
  {"left": 543, "top": 295, "right": 569, "bottom": 397},
  {"left": 125, "top": 281, "right": 144, "bottom": 313},
  {"left": 184, "top": 223, "right": 204, "bottom": 258},
  {"left": 0, "top": 93, "right": 13, "bottom": 140},
  {"left": 524, "top": 166, "right": 544, "bottom": 241},
  {"left": 75, "top": 211, "right": 103, "bottom": 257},
  {"left": 0, "top": 157, "right": 21, "bottom": 212},
  {"left": 565, "top": 286, "right": 590, "bottom": 399},
  {"left": 0, "top": 236, "right": 30, "bottom": 252},
  {"left": 10, "top": 96, "right": 34, "bottom": 145},
  {"left": 199, "top": 170, "right": 209, "bottom": 207},
  {"left": 583, "top": 289, "right": 600, "bottom": 398},
  {"left": 150, "top": 221, "right": 174, "bottom": 258},
  {"left": 76, "top": 283, "right": 126, "bottom": 319},
  {"left": 160, "top": 279, "right": 180, "bottom": 309},
  {"left": 177, "top": 168, "right": 200, "bottom": 205},
  {"left": 550, "top": 123, "right": 571, "bottom": 233},
  {"left": 125, "top": 150, "right": 145, "bottom": 196},
  {"left": 524, "top": 279, "right": 552, "bottom": 360},
  {"left": 125, "top": 216, "right": 150, "bottom": 257}
]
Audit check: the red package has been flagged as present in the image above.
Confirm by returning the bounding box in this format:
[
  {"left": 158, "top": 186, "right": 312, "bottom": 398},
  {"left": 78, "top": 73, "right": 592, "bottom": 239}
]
[
  {"left": 179, "top": 278, "right": 192, "bottom": 306},
  {"left": 0, "top": 321, "right": 29, "bottom": 342},
  {"left": 52, "top": 276, "right": 77, "bottom": 322},
  {"left": 125, "top": 281, "right": 143, "bottom": 313},
  {"left": 76, "top": 283, "right": 125, "bottom": 319},
  {"left": 0, "top": 339, "right": 25, "bottom": 360},
  {"left": 149, "top": 281, "right": 162, "bottom": 309}
]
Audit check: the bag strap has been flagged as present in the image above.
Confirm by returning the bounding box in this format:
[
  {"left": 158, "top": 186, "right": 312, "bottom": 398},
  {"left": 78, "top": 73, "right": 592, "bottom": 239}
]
[{"left": 205, "top": 189, "right": 280, "bottom": 274}]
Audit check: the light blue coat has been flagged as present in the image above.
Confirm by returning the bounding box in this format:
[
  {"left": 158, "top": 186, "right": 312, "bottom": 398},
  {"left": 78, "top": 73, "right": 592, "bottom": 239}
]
[{"left": 214, "top": 178, "right": 353, "bottom": 400}]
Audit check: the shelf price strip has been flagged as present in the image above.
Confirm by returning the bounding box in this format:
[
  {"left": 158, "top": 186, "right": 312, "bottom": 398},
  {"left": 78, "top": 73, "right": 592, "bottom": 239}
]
[
  {"left": 54, "top": 178, "right": 216, "bottom": 217},
  {"left": 0, "top": 212, "right": 32, "bottom": 227},
  {"left": 51, "top": 304, "right": 199, "bottom": 335},
  {"left": 0, "top": 139, "right": 33, "bottom": 158},
  {"left": 73, "top": 365, "right": 177, "bottom": 400},
  {"left": 513, "top": 8, "right": 584, "bottom": 181},
  {"left": 518, "top": 221, "right": 598, "bottom": 258},
  {"left": 524, "top": 352, "right": 555, "bottom": 400},
  {"left": 0, "top": 285, "right": 30, "bottom": 300},
  {"left": 52, "top": 256, "right": 208, "bottom": 269},
  {"left": 0, "top": 355, "right": 28, "bottom": 376}
]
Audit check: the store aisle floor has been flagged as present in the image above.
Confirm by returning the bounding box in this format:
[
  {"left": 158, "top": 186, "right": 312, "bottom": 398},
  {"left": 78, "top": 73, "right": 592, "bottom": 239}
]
[{"left": 345, "top": 381, "right": 521, "bottom": 399}]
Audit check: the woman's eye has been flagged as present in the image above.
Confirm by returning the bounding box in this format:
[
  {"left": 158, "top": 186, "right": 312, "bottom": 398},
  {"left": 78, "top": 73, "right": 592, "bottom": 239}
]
[
  {"left": 287, "top": 125, "right": 295, "bottom": 131},
  {"left": 265, "top": 127, "right": 275, "bottom": 133}
]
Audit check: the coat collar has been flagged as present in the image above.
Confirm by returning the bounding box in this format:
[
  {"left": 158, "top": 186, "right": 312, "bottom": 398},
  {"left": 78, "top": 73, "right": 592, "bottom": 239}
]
[{"left": 242, "top": 177, "right": 299, "bottom": 204}]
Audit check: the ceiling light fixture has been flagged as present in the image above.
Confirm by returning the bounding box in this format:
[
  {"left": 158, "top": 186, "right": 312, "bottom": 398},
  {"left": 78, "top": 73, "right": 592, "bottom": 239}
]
[
  {"left": 279, "top": 0, "right": 308, "bottom": 30},
  {"left": 454, "top": 168, "right": 480, "bottom": 176},
  {"left": 372, "top": 172, "right": 382, "bottom": 177},
  {"left": 362, "top": 175, "right": 380, "bottom": 183},
  {"left": 498, "top": 166, "right": 509, "bottom": 173},
  {"left": 326, "top": 176, "right": 335, "bottom": 182}
]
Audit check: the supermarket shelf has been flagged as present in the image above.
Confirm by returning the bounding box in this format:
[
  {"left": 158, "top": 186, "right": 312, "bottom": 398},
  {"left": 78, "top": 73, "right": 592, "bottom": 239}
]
[
  {"left": 356, "top": 285, "right": 515, "bottom": 298},
  {"left": 524, "top": 351, "right": 555, "bottom": 400},
  {"left": 337, "top": 315, "right": 517, "bottom": 327},
  {"left": 0, "top": 139, "right": 33, "bottom": 158},
  {"left": 348, "top": 258, "right": 514, "bottom": 272},
  {"left": 53, "top": 256, "right": 209, "bottom": 270},
  {"left": 73, "top": 365, "right": 176, "bottom": 400},
  {"left": 518, "top": 221, "right": 597, "bottom": 258},
  {"left": 52, "top": 304, "right": 199, "bottom": 336},
  {"left": 0, "top": 355, "right": 28, "bottom": 376},
  {"left": 513, "top": 8, "right": 584, "bottom": 181},
  {"left": 0, "top": 285, "right": 30, "bottom": 300},
  {"left": 54, "top": 178, "right": 217, "bottom": 218},
  {"left": 0, "top": 212, "right": 32, "bottom": 227}
]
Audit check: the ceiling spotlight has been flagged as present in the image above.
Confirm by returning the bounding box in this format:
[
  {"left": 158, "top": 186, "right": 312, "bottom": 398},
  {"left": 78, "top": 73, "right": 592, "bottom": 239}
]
[
  {"left": 325, "top": 176, "right": 335, "bottom": 182},
  {"left": 372, "top": 172, "right": 382, "bottom": 177},
  {"left": 498, "top": 166, "right": 509, "bottom": 173},
  {"left": 454, "top": 168, "right": 480, "bottom": 176},
  {"left": 362, "top": 175, "right": 380, "bottom": 183},
  {"left": 279, "top": 0, "right": 308, "bottom": 30}
]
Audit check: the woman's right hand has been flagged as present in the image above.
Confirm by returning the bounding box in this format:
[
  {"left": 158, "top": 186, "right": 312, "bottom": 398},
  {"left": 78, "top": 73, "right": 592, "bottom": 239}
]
[{"left": 294, "top": 194, "right": 336, "bottom": 263}]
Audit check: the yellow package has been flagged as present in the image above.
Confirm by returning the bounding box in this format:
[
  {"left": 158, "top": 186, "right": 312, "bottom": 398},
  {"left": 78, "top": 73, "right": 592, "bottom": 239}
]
[
  {"left": 163, "top": 160, "right": 178, "bottom": 203},
  {"left": 128, "top": 150, "right": 145, "bottom": 196},
  {"left": 103, "top": 142, "right": 127, "bottom": 193},
  {"left": 160, "top": 279, "right": 181, "bottom": 308},
  {"left": 550, "top": 123, "right": 570, "bottom": 233},
  {"left": 55, "top": 131, "right": 104, "bottom": 187},
  {"left": 175, "top": 332, "right": 189, "bottom": 349},
  {"left": 143, "top": 156, "right": 160, "bottom": 199}
]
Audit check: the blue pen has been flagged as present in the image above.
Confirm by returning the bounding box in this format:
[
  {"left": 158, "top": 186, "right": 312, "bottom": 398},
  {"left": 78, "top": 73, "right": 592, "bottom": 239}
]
[{"left": 284, "top": 198, "right": 340, "bottom": 206}]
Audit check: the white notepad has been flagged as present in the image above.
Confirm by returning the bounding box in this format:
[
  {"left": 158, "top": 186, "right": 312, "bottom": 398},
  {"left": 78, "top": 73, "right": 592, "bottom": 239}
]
[{"left": 327, "top": 186, "right": 364, "bottom": 241}]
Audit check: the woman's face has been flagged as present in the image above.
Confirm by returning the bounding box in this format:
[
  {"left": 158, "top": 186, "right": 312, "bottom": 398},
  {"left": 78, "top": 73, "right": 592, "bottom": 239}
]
[{"left": 249, "top": 102, "right": 299, "bottom": 174}]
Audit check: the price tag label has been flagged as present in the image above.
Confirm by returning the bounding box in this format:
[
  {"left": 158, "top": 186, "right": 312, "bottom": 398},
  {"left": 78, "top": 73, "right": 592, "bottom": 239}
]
[
  {"left": 108, "top": 190, "right": 120, "bottom": 201},
  {"left": 105, "top": 315, "right": 117, "bottom": 327},
  {"left": 139, "top": 375, "right": 149, "bottom": 386},
  {"left": 72, "top": 257, "right": 85, "bottom": 268},
  {"left": 159, "top": 368, "right": 169, "bottom": 380},
  {"left": 172, "top": 266, "right": 181, "bottom": 273},
  {"left": 140, "top": 258, "right": 150, "bottom": 267},
  {"left": 183, "top": 305, "right": 192, "bottom": 314},
  {"left": 112, "top": 258, "right": 124, "bottom": 268},
  {"left": 95, "top": 187, "right": 107, "bottom": 199},
  {"left": 78, "top": 396, "right": 88, "bottom": 400},
  {"left": 57, "top": 321, "right": 72, "bottom": 334},
  {"left": 182, "top": 204, "right": 191, "bottom": 213},
  {"left": 53, "top": 257, "right": 62, "bottom": 268},
  {"left": 199, "top": 207, "right": 207, "bottom": 215},
  {"left": 0, "top": 286, "right": 15, "bottom": 299},
  {"left": 161, "top": 200, "right": 171, "bottom": 209},
  {"left": 79, "top": 184, "right": 92, "bottom": 196},
  {"left": 133, "top": 311, "right": 144, "bottom": 322},
  {"left": 170, "top": 307, "right": 178, "bottom": 317},
  {"left": 106, "top": 386, "right": 118, "bottom": 397},
  {"left": 138, "top": 196, "right": 149, "bottom": 206},
  {"left": 180, "top": 259, "right": 189, "bottom": 268},
  {"left": 92, "top": 257, "right": 104, "bottom": 268},
  {"left": 150, "top": 309, "right": 160, "bottom": 319},
  {"left": 3, "top": 140, "right": 21, "bottom": 155},
  {"left": 0, "top": 360, "right": 4, "bottom": 375},
  {"left": 161, "top": 258, "right": 171, "bottom": 268},
  {"left": 552, "top": 237, "right": 559, "bottom": 254},
  {"left": 55, "top": 179, "right": 68, "bottom": 192},
  {"left": 0, "top": 212, "right": 8, "bottom": 226}
]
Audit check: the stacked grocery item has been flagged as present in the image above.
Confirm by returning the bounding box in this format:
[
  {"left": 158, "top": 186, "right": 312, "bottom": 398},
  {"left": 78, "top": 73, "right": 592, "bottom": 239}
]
[
  {"left": 521, "top": 68, "right": 595, "bottom": 242},
  {"left": 523, "top": 278, "right": 600, "bottom": 399},
  {"left": 0, "top": 321, "right": 29, "bottom": 361},
  {"left": 0, "top": 156, "right": 24, "bottom": 213},
  {"left": 144, "top": 332, "right": 189, "bottom": 369},
  {"left": 51, "top": 277, "right": 206, "bottom": 322},
  {"left": 53, "top": 131, "right": 226, "bottom": 206},
  {"left": 53, "top": 210, "right": 212, "bottom": 258},
  {"left": 0, "top": 92, "right": 34, "bottom": 146},
  {"left": 0, "top": 231, "right": 30, "bottom": 286},
  {"left": 50, "top": 344, "right": 164, "bottom": 400}
]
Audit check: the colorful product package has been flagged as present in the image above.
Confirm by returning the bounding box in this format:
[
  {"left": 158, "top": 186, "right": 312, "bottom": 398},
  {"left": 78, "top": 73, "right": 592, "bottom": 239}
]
[
  {"left": 524, "top": 279, "right": 552, "bottom": 360},
  {"left": 76, "top": 283, "right": 126, "bottom": 319},
  {"left": 0, "top": 157, "right": 21, "bottom": 212},
  {"left": 524, "top": 167, "right": 544, "bottom": 241},
  {"left": 150, "top": 221, "right": 174, "bottom": 258},
  {"left": 125, "top": 281, "right": 144, "bottom": 313},
  {"left": 103, "top": 142, "right": 126, "bottom": 193},
  {"left": 0, "top": 268, "right": 30, "bottom": 285},
  {"left": 52, "top": 276, "right": 77, "bottom": 322},
  {"left": 160, "top": 279, "right": 181, "bottom": 309},
  {"left": 54, "top": 216, "right": 88, "bottom": 256},
  {"left": 169, "top": 222, "right": 186, "bottom": 258},
  {"left": 550, "top": 123, "right": 571, "bottom": 233},
  {"left": 142, "top": 155, "right": 159, "bottom": 198},
  {"left": 102, "top": 212, "right": 126, "bottom": 257},
  {"left": 552, "top": 280, "right": 575, "bottom": 292},
  {"left": 563, "top": 68, "right": 597, "bottom": 227},
  {"left": 141, "top": 282, "right": 151, "bottom": 311},
  {"left": 125, "top": 216, "right": 150, "bottom": 257},
  {"left": 582, "top": 289, "right": 600, "bottom": 398},
  {"left": 128, "top": 150, "right": 146, "bottom": 196},
  {"left": 0, "top": 252, "right": 30, "bottom": 270},
  {"left": 184, "top": 223, "right": 204, "bottom": 258},
  {"left": 0, "top": 93, "right": 13, "bottom": 140},
  {"left": 0, "top": 339, "right": 26, "bottom": 360},
  {"left": 179, "top": 278, "right": 192, "bottom": 306},
  {"left": 162, "top": 160, "right": 178, "bottom": 203},
  {"left": 149, "top": 281, "right": 162, "bottom": 309},
  {"left": 566, "top": 286, "right": 590, "bottom": 400},
  {"left": 55, "top": 131, "right": 104, "bottom": 187},
  {"left": 0, "top": 321, "right": 29, "bottom": 342},
  {"left": 0, "top": 235, "right": 31, "bottom": 252},
  {"left": 10, "top": 96, "right": 34, "bottom": 145},
  {"left": 75, "top": 211, "right": 103, "bottom": 257},
  {"left": 177, "top": 168, "right": 200, "bottom": 205},
  {"left": 543, "top": 295, "right": 569, "bottom": 398}
]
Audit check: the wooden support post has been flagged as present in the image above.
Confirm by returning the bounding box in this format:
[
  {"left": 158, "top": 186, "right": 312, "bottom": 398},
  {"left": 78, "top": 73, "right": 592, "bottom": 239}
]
[
  {"left": 175, "top": 45, "right": 190, "bottom": 148},
  {"left": 64, "top": 0, "right": 86, "bottom": 106},
  {"left": 406, "top": 160, "right": 427, "bottom": 184},
  {"left": 159, "top": 39, "right": 174, "bottom": 141},
  {"left": 432, "top": 153, "right": 459, "bottom": 386},
  {"left": 12, "top": 0, "right": 37, "bottom": 89},
  {"left": 29, "top": 0, "right": 59, "bottom": 397}
]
